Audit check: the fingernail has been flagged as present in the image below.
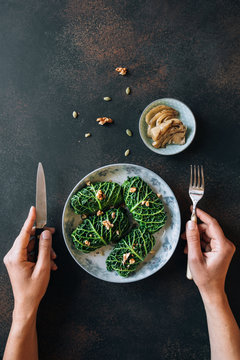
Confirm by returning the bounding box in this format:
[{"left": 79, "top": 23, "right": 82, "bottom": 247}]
[
  {"left": 42, "top": 230, "right": 51, "bottom": 239},
  {"left": 187, "top": 221, "right": 196, "bottom": 230}
]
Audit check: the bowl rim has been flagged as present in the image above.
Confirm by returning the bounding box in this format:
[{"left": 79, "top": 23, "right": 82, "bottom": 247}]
[
  {"left": 62, "top": 163, "right": 181, "bottom": 283},
  {"left": 139, "top": 97, "right": 196, "bottom": 155}
]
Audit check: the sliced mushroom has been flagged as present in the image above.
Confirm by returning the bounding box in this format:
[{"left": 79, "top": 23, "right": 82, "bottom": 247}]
[{"left": 145, "top": 105, "right": 173, "bottom": 124}]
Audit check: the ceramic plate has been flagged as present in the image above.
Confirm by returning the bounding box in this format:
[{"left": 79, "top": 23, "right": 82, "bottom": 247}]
[
  {"left": 139, "top": 98, "right": 196, "bottom": 155},
  {"left": 62, "top": 164, "right": 181, "bottom": 283}
]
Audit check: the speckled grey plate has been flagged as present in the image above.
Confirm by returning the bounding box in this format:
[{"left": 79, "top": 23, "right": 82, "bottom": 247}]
[
  {"left": 139, "top": 98, "right": 196, "bottom": 155},
  {"left": 62, "top": 164, "right": 181, "bottom": 283}
]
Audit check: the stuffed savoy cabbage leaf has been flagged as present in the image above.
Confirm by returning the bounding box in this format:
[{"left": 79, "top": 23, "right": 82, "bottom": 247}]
[
  {"left": 106, "top": 227, "right": 155, "bottom": 277},
  {"left": 71, "top": 208, "right": 129, "bottom": 253},
  {"left": 122, "top": 176, "right": 166, "bottom": 233},
  {"left": 71, "top": 181, "right": 123, "bottom": 215}
]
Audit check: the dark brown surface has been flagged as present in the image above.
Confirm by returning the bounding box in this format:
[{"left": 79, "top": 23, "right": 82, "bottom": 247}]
[{"left": 0, "top": 1, "right": 239, "bottom": 359}]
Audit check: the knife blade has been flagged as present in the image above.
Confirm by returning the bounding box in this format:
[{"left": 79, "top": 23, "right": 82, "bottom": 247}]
[{"left": 35, "top": 162, "right": 47, "bottom": 257}]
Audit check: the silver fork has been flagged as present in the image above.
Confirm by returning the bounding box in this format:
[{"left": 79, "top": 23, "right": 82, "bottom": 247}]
[{"left": 186, "top": 165, "right": 205, "bottom": 280}]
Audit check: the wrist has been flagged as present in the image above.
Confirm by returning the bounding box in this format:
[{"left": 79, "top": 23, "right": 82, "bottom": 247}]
[
  {"left": 13, "top": 303, "right": 38, "bottom": 326},
  {"left": 199, "top": 287, "right": 227, "bottom": 307}
]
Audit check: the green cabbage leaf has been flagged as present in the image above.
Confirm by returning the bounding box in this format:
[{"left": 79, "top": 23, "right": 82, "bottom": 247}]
[
  {"left": 71, "top": 181, "right": 123, "bottom": 215},
  {"left": 71, "top": 208, "right": 129, "bottom": 253},
  {"left": 122, "top": 176, "right": 166, "bottom": 233},
  {"left": 106, "top": 227, "right": 155, "bottom": 277}
]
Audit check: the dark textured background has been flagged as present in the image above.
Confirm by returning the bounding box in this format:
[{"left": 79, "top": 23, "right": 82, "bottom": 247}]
[{"left": 0, "top": 1, "right": 239, "bottom": 359}]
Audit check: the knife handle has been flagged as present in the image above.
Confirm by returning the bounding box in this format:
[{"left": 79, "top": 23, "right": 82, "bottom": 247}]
[{"left": 34, "top": 228, "right": 44, "bottom": 261}]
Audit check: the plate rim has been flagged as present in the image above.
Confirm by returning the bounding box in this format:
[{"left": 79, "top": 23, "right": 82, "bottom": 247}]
[
  {"left": 139, "top": 97, "right": 196, "bottom": 155},
  {"left": 62, "top": 163, "right": 181, "bottom": 283}
]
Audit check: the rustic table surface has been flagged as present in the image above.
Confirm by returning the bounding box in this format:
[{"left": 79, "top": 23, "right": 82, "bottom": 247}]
[{"left": 0, "top": 1, "right": 239, "bottom": 359}]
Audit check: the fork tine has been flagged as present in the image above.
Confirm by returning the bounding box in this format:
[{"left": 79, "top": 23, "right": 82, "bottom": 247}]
[
  {"left": 197, "top": 165, "right": 200, "bottom": 187},
  {"left": 193, "top": 165, "right": 196, "bottom": 187},
  {"left": 190, "top": 165, "right": 193, "bottom": 187},
  {"left": 201, "top": 165, "right": 204, "bottom": 188}
]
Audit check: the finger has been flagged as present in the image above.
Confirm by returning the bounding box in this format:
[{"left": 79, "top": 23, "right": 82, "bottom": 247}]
[
  {"left": 34, "top": 230, "right": 52, "bottom": 275},
  {"left": 200, "top": 240, "right": 211, "bottom": 252},
  {"left": 202, "top": 232, "right": 211, "bottom": 243},
  {"left": 181, "top": 232, "right": 186, "bottom": 240},
  {"left": 44, "top": 227, "right": 55, "bottom": 234},
  {"left": 186, "top": 221, "right": 202, "bottom": 261},
  {"left": 189, "top": 206, "right": 216, "bottom": 226},
  {"left": 51, "top": 248, "right": 57, "bottom": 260},
  {"left": 51, "top": 260, "right": 58, "bottom": 270},
  {"left": 27, "top": 238, "right": 35, "bottom": 252},
  {"left": 14, "top": 207, "right": 36, "bottom": 250},
  {"left": 30, "top": 226, "right": 55, "bottom": 236},
  {"left": 28, "top": 251, "right": 35, "bottom": 262}
]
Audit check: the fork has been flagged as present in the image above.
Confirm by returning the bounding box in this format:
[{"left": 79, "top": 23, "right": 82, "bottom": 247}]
[{"left": 186, "top": 165, "right": 204, "bottom": 280}]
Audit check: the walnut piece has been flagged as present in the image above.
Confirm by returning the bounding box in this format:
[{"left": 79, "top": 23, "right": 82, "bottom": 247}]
[
  {"left": 86, "top": 180, "right": 91, "bottom": 186},
  {"left": 129, "top": 258, "right": 135, "bottom": 265},
  {"left": 102, "top": 220, "right": 114, "bottom": 230},
  {"left": 145, "top": 201, "right": 150, "bottom": 207},
  {"left": 96, "top": 117, "right": 113, "bottom": 126},
  {"left": 97, "top": 210, "right": 104, "bottom": 216},
  {"left": 129, "top": 187, "right": 137, "bottom": 193},
  {"left": 116, "top": 230, "right": 120, "bottom": 235},
  {"left": 84, "top": 240, "right": 91, "bottom": 246},
  {"left": 96, "top": 190, "right": 105, "bottom": 200},
  {"left": 122, "top": 252, "right": 131, "bottom": 265},
  {"left": 81, "top": 214, "right": 87, "bottom": 219},
  {"left": 115, "top": 67, "right": 127, "bottom": 76},
  {"left": 111, "top": 212, "right": 116, "bottom": 219}
]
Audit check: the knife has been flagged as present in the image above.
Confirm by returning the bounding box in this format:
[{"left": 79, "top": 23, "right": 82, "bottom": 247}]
[{"left": 35, "top": 162, "right": 47, "bottom": 258}]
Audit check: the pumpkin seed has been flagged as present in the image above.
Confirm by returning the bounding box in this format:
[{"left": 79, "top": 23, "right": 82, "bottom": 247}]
[
  {"left": 124, "top": 149, "right": 130, "bottom": 156},
  {"left": 72, "top": 111, "right": 78, "bottom": 118},
  {"left": 126, "top": 87, "right": 131, "bottom": 95},
  {"left": 126, "top": 129, "right": 132, "bottom": 137},
  {"left": 103, "top": 97, "right": 112, "bottom": 101}
]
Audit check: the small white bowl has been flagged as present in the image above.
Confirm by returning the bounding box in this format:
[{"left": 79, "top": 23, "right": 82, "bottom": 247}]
[{"left": 139, "top": 98, "right": 196, "bottom": 155}]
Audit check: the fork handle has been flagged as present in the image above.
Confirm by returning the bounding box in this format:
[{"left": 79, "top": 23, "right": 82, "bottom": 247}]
[{"left": 186, "top": 214, "right": 197, "bottom": 280}]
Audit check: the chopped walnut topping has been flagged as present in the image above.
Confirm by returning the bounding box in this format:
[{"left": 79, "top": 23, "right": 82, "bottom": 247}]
[
  {"left": 89, "top": 234, "right": 92, "bottom": 237},
  {"left": 129, "top": 187, "right": 137, "bottom": 193},
  {"left": 116, "top": 230, "right": 120, "bottom": 235},
  {"left": 97, "top": 210, "right": 104, "bottom": 216},
  {"left": 145, "top": 201, "right": 150, "bottom": 207},
  {"left": 86, "top": 180, "right": 91, "bottom": 186},
  {"left": 157, "top": 193, "right": 161, "bottom": 198},
  {"left": 102, "top": 220, "right": 114, "bottom": 230},
  {"left": 84, "top": 240, "right": 91, "bottom": 246},
  {"left": 122, "top": 252, "right": 131, "bottom": 265},
  {"left": 96, "top": 189, "right": 104, "bottom": 200},
  {"left": 129, "top": 258, "right": 135, "bottom": 265},
  {"left": 111, "top": 212, "right": 116, "bottom": 219},
  {"left": 96, "top": 117, "right": 113, "bottom": 126},
  {"left": 141, "top": 201, "right": 146, "bottom": 205},
  {"left": 115, "top": 67, "right": 127, "bottom": 76},
  {"left": 81, "top": 214, "right": 87, "bottom": 219}
]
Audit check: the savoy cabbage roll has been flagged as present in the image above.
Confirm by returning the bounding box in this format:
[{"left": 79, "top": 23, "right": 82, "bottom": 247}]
[
  {"left": 106, "top": 227, "right": 155, "bottom": 277},
  {"left": 71, "top": 181, "right": 123, "bottom": 215},
  {"left": 122, "top": 176, "right": 166, "bottom": 233},
  {"left": 71, "top": 208, "right": 129, "bottom": 253}
]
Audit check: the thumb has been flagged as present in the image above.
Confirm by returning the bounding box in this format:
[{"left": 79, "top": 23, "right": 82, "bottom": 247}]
[
  {"left": 186, "top": 221, "right": 202, "bottom": 262},
  {"left": 34, "top": 230, "right": 52, "bottom": 273}
]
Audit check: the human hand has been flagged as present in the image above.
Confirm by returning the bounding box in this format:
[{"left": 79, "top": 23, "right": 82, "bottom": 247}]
[
  {"left": 3, "top": 206, "right": 57, "bottom": 320},
  {"left": 182, "top": 207, "right": 235, "bottom": 301}
]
